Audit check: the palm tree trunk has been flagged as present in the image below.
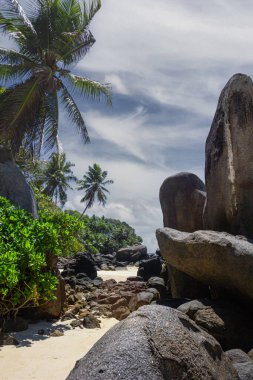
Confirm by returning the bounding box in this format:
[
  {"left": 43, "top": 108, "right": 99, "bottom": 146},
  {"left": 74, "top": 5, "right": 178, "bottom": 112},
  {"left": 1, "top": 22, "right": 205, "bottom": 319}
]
[{"left": 79, "top": 203, "right": 90, "bottom": 220}]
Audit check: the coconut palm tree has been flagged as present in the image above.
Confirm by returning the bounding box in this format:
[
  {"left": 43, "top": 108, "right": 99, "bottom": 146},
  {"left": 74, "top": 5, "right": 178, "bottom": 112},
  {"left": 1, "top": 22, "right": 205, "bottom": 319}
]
[
  {"left": 0, "top": 0, "right": 111, "bottom": 157},
  {"left": 42, "top": 152, "right": 77, "bottom": 207},
  {"left": 77, "top": 163, "right": 113, "bottom": 218}
]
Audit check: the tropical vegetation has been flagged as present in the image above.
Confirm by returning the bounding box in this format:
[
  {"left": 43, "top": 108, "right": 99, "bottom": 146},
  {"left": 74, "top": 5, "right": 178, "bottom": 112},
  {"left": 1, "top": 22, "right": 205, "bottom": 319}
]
[
  {"left": 0, "top": 0, "right": 111, "bottom": 157},
  {"left": 42, "top": 152, "right": 77, "bottom": 207},
  {"left": 78, "top": 163, "right": 114, "bottom": 217},
  {"left": 0, "top": 192, "right": 142, "bottom": 316},
  {"left": 0, "top": 196, "right": 84, "bottom": 316}
]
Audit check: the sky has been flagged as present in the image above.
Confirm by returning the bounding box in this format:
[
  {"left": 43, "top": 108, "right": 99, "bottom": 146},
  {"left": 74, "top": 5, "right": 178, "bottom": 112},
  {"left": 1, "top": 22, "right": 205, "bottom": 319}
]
[{"left": 3, "top": 1, "right": 253, "bottom": 251}]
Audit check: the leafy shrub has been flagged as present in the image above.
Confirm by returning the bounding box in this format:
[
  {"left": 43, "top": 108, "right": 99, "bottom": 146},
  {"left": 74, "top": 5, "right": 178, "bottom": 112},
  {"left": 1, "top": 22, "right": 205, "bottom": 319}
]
[
  {"left": 37, "top": 191, "right": 85, "bottom": 256},
  {"left": 0, "top": 197, "right": 58, "bottom": 317}
]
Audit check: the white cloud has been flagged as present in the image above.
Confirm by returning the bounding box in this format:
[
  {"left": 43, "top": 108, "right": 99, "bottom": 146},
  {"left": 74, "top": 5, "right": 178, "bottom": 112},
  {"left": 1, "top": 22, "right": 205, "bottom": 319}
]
[{"left": 104, "top": 74, "right": 130, "bottom": 96}]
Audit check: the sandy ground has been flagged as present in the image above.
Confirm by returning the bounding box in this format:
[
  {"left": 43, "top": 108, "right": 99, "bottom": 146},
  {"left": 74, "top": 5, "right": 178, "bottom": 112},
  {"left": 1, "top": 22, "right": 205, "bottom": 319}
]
[
  {"left": 98, "top": 266, "right": 137, "bottom": 282},
  {"left": 1, "top": 267, "right": 137, "bottom": 380}
]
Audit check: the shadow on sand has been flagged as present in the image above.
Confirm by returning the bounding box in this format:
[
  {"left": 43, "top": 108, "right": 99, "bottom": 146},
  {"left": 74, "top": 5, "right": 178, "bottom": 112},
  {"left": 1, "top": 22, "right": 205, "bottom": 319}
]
[{"left": 10, "top": 320, "right": 71, "bottom": 348}]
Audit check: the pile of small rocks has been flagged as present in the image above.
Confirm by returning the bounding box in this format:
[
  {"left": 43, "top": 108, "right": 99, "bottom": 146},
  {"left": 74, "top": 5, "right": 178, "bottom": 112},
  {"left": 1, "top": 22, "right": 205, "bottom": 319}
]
[{"left": 61, "top": 275, "right": 167, "bottom": 326}]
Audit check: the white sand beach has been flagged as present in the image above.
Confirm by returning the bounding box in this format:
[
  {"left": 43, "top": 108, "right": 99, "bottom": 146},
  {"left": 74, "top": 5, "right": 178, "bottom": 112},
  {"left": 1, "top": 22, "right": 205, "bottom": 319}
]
[{"left": 0, "top": 267, "right": 137, "bottom": 380}]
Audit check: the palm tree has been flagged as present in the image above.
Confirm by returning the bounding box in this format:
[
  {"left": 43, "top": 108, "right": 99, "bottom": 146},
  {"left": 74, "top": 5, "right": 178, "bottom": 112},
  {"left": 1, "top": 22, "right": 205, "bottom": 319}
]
[
  {"left": 0, "top": 0, "right": 111, "bottom": 157},
  {"left": 42, "top": 152, "right": 77, "bottom": 207},
  {"left": 77, "top": 163, "right": 113, "bottom": 217}
]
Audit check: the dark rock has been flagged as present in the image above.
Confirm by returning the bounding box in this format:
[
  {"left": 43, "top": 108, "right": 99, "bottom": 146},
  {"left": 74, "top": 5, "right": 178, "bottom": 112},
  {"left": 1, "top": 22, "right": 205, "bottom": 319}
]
[
  {"left": 159, "top": 171, "right": 206, "bottom": 232},
  {"left": 0, "top": 146, "right": 38, "bottom": 217},
  {"left": 70, "top": 320, "right": 83, "bottom": 329},
  {"left": 66, "top": 305, "right": 237, "bottom": 380},
  {"left": 37, "top": 329, "right": 45, "bottom": 335},
  {"left": 50, "top": 329, "right": 64, "bottom": 337},
  {"left": 116, "top": 245, "right": 147, "bottom": 263},
  {"left": 0, "top": 332, "right": 19, "bottom": 346},
  {"left": 147, "top": 277, "right": 166, "bottom": 297},
  {"left": 31, "top": 274, "right": 66, "bottom": 319},
  {"left": 127, "top": 276, "right": 144, "bottom": 282},
  {"left": 82, "top": 315, "right": 101, "bottom": 329},
  {"left": 137, "top": 257, "right": 162, "bottom": 281},
  {"left": 0, "top": 316, "right": 28, "bottom": 332},
  {"left": 116, "top": 248, "right": 131, "bottom": 262},
  {"left": 128, "top": 291, "right": 156, "bottom": 311},
  {"left": 169, "top": 264, "right": 209, "bottom": 299},
  {"left": 178, "top": 299, "right": 253, "bottom": 351},
  {"left": 226, "top": 349, "right": 252, "bottom": 364},
  {"left": 159, "top": 172, "right": 210, "bottom": 299},
  {"left": 204, "top": 73, "right": 253, "bottom": 238},
  {"left": 157, "top": 228, "right": 253, "bottom": 303},
  {"left": 112, "top": 306, "right": 130, "bottom": 321},
  {"left": 63, "top": 252, "right": 97, "bottom": 280}
]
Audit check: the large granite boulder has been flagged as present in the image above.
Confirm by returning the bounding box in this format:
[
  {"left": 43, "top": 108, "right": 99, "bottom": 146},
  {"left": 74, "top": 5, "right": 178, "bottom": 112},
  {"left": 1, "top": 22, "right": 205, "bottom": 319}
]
[
  {"left": 159, "top": 172, "right": 206, "bottom": 232},
  {"left": 116, "top": 244, "right": 148, "bottom": 263},
  {"left": 62, "top": 252, "right": 97, "bottom": 280},
  {"left": 137, "top": 256, "right": 162, "bottom": 281},
  {"left": 156, "top": 228, "right": 253, "bottom": 303},
  {"left": 66, "top": 305, "right": 237, "bottom": 380},
  {"left": 178, "top": 299, "right": 253, "bottom": 352},
  {"left": 159, "top": 172, "right": 208, "bottom": 299},
  {"left": 204, "top": 73, "right": 253, "bottom": 238},
  {"left": 0, "top": 146, "right": 38, "bottom": 217}
]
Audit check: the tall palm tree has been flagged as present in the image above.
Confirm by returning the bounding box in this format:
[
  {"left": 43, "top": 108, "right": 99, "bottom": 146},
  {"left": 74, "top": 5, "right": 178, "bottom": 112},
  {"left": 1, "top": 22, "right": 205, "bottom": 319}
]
[
  {"left": 77, "top": 163, "right": 113, "bottom": 217},
  {"left": 42, "top": 152, "right": 77, "bottom": 207},
  {"left": 0, "top": 0, "right": 111, "bottom": 157}
]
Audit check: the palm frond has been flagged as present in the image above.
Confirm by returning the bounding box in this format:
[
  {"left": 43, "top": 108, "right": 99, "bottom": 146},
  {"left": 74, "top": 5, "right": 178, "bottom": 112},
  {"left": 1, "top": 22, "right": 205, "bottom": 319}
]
[
  {"left": 60, "top": 82, "right": 89, "bottom": 142},
  {"left": 65, "top": 73, "right": 112, "bottom": 104},
  {"left": 0, "top": 47, "right": 39, "bottom": 65},
  {"left": 0, "top": 0, "right": 39, "bottom": 49},
  {"left": 0, "top": 63, "right": 32, "bottom": 83},
  {"left": 0, "top": 77, "right": 43, "bottom": 153},
  {"left": 1, "top": 0, "right": 36, "bottom": 34},
  {"left": 83, "top": 0, "right": 101, "bottom": 26},
  {"left": 59, "top": 30, "right": 95, "bottom": 65},
  {"left": 43, "top": 92, "right": 59, "bottom": 153}
]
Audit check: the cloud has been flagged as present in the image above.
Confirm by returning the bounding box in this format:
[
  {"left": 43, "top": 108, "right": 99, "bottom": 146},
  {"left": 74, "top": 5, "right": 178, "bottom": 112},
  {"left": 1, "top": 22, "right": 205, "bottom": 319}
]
[{"left": 104, "top": 74, "right": 130, "bottom": 96}]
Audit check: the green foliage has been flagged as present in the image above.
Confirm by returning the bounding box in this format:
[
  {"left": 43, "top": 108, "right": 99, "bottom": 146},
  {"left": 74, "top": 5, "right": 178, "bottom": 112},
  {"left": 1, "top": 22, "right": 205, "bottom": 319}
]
[
  {"left": 37, "top": 191, "right": 85, "bottom": 256},
  {"left": 77, "top": 163, "right": 114, "bottom": 216},
  {"left": 65, "top": 211, "right": 142, "bottom": 254},
  {"left": 0, "top": 195, "right": 85, "bottom": 317},
  {"left": 0, "top": 197, "right": 58, "bottom": 316},
  {"left": 42, "top": 152, "right": 77, "bottom": 207},
  {"left": 0, "top": 0, "right": 111, "bottom": 156}
]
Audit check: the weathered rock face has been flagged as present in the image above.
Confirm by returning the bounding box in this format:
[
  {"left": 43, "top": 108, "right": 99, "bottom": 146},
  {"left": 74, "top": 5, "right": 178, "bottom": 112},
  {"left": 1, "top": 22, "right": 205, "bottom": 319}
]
[
  {"left": 159, "top": 172, "right": 208, "bottom": 298},
  {"left": 0, "top": 146, "right": 38, "bottom": 217},
  {"left": 67, "top": 305, "right": 237, "bottom": 380},
  {"left": 156, "top": 228, "right": 253, "bottom": 303},
  {"left": 62, "top": 252, "right": 97, "bottom": 280},
  {"left": 159, "top": 172, "right": 206, "bottom": 232},
  {"left": 226, "top": 349, "right": 253, "bottom": 380},
  {"left": 137, "top": 256, "right": 162, "bottom": 281},
  {"left": 204, "top": 73, "right": 253, "bottom": 238},
  {"left": 178, "top": 299, "right": 253, "bottom": 352},
  {"left": 116, "top": 244, "right": 148, "bottom": 263}
]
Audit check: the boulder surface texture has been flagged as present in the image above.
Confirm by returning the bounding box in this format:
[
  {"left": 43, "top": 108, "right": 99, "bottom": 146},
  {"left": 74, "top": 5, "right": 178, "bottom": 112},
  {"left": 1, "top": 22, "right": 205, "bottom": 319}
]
[
  {"left": 67, "top": 305, "right": 237, "bottom": 380},
  {"left": 204, "top": 73, "right": 253, "bottom": 237},
  {"left": 157, "top": 228, "right": 253, "bottom": 303},
  {"left": 159, "top": 172, "right": 206, "bottom": 232},
  {"left": 0, "top": 146, "right": 38, "bottom": 217},
  {"left": 159, "top": 172, "right": 208, "bottom": 298}
]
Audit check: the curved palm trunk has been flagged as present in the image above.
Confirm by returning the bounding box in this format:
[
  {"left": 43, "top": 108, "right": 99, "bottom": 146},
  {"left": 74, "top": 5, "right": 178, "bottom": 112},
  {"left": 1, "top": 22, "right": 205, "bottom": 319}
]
[{"left": 79, "top": 202, "right": 91, "bottom": 220}]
